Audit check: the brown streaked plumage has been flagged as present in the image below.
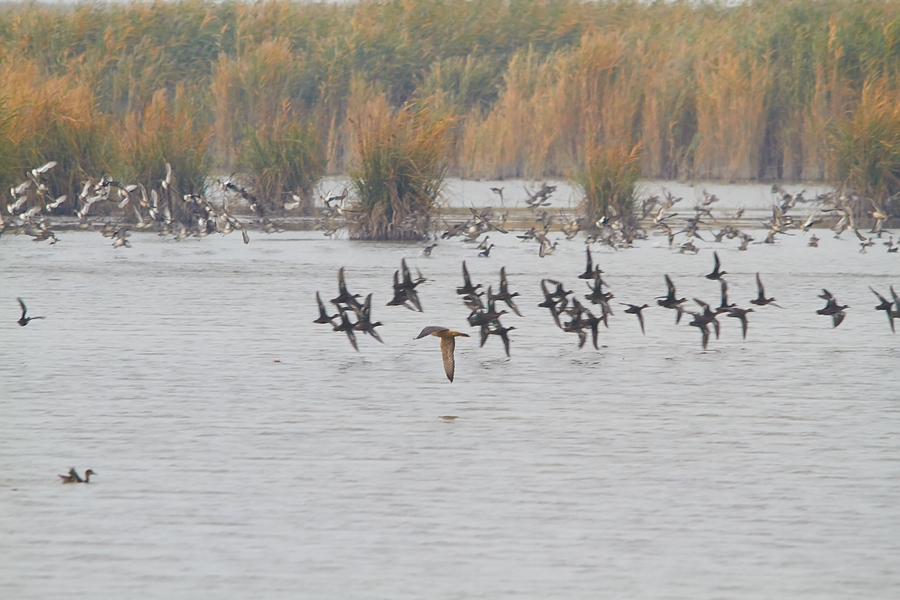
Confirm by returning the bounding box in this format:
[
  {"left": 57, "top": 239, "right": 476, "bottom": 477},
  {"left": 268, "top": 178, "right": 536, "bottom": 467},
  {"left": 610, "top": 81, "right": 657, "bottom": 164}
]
[{"left": 415, "top": 326, "right": 470, "bottom": 382}]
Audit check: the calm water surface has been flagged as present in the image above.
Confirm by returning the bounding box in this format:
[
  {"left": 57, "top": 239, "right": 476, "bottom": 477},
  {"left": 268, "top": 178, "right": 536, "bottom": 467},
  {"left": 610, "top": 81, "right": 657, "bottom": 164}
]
[{"left": 1, "top": 202, "right": 899, "bottom": 598}]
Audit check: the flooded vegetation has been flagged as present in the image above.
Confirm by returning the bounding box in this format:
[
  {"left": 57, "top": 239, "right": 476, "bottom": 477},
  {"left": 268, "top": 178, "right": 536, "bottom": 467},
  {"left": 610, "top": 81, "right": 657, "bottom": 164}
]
[{"left": 0, "top": 0, "right": 899, "bottom": 209}]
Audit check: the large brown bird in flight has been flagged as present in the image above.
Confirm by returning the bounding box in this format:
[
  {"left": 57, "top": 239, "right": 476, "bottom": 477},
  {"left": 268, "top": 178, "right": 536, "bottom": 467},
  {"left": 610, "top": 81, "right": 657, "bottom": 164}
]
[{"left": 415, "top": 326, "right": 469, "bottom": 382}]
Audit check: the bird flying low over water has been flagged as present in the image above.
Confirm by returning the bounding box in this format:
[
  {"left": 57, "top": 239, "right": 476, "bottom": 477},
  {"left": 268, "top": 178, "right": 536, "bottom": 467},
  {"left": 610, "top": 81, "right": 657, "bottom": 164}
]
[
  {"left": 726, "top": 307, "right": 754, "bottom": 339},
  {"left": 869, "top": 287, "right": 897, "bottom": 333},
  {"left": 17, "top": 298, "right": 45, "bottom": 326},
  {"left": 750, "top": 273, "right": 782, "bottom": 308},
  {"left": 657, "top": 275, "right": 687, "bottom": 323},
  {"left": 457, "top": 261, "right": 482, "bottom": 297},
  {"left": 621, "top": 303, "right": 649, "bottom": 334},
  {"left": 706, "top": 251, "right": 727, "bottom": 280},
  {"left": 314, "top": 291, "right": 337, "bottom": 324},
  {"left": 386, "top": 258, "right": 426, "bottom": 312},
  {"left": 415, "top": 326, "right": 469, "bottom": 382},
  {"left": 817, "top": 289, "right": 848, "bottom": 328},
  {"left": 491, "top": 266, "right": 522, "bottom": 316}
]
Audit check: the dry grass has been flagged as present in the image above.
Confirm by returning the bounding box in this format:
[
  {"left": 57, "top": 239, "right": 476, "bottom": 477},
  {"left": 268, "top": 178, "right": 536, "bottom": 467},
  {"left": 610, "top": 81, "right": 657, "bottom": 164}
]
[
  {"left": 240, "top": 107, "right": 325, "bottom": 214},
  {"left": 828, "top": 79, "right": 900, "bottom": 216},
  {"left": 575, "top": 142, "right": 643, "bottom": 226},
  {"left": 0, "top": 0, "right": 897, "bottom": 205},
  {"left": 348, "top": 87, "right": 453, "bottom": 240}
]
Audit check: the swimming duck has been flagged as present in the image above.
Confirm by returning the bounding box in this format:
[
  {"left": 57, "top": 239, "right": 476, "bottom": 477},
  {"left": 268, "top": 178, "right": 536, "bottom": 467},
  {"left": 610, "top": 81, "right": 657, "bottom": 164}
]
[
  {"left": 59, "top": 468, "right": 95, "bottom": 483},
  {"left": 478, "top": 244, "right": 495, "bottom": 258},
  {"left": 415, "top": 326, "right": 469, "bottom": 382}
]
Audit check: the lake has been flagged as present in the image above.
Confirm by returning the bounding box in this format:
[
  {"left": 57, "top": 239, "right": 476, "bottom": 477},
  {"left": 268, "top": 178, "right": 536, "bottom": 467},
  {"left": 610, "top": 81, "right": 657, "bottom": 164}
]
[{"left": 1, "top": 183, "right": 899, "bottom": 598}]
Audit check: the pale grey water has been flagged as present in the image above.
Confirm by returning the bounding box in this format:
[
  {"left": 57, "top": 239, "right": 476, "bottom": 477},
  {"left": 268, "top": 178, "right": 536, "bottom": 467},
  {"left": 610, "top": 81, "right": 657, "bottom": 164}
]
[{"left": 2, "top": 194, "right": 899, "bottom": 598}]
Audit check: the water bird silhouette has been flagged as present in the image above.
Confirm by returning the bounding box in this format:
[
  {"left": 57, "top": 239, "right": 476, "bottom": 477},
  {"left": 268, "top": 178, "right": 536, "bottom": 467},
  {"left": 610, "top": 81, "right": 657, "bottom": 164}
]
[
  {"left": 621, "top": 303, "right": 649, "bottom": 334},
  {"left": 726, "top": 307, "right": 753, "bottom": 339},
  {"left": 59, "top": 468, "right": 95, "bottom": 483},
  {"left": 869, "top": 287, "right": 895, "bottom": 333},
  {"left": 457, "top": 261, "right": 482, "bottom": 297},
  {"left": 817, "top": 289, "right": 848, "bottom": 328},
  {"left": 706, "top": 251, "right": 727, "bottom": 280},
  {"left": 314, "top": 291, "right": 337, "bottom": 324},
  {"left": 657, "top": 275, "right": 687, "bottom": 323},
  {"left": 17, "top": 298, "right": 45, "bottom": 326},
  {"left": 491, "top": 267, "right": 522, "bottom": 316},
  {"left": 750, "top": 273, "right": 782, "bottom": 308}
]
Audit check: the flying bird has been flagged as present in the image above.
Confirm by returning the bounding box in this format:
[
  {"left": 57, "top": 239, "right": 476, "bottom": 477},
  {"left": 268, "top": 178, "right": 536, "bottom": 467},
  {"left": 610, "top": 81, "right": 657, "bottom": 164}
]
[
  {"left": 17, "top": 298, "right": 45, "bottom": 326},
  {"left": 415, "top": 326, "right": 470, "bottom": 382}
]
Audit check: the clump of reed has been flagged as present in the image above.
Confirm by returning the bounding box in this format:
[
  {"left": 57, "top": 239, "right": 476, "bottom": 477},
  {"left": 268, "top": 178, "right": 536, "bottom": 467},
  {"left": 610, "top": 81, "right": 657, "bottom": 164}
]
[
  {"left": 575, "top": 143, "right": 643, "bottom": 228},
  {"left": 117, "top": 87, "right": 212, "bottom": 195},
  {"left": 0, "top": 61, "right": 112, "bottom": 210},
  {"left": 828, "top": 80, "right": 900, "bottom": 218},
  {"left": 239, "top": 109, "right": 325, "bottom": 214},
  {"left": 0, "top": 0, "right": 899, "bottom": 190},
  {"left": 348, "top": 95, "right": 453, "bottom": 240}
]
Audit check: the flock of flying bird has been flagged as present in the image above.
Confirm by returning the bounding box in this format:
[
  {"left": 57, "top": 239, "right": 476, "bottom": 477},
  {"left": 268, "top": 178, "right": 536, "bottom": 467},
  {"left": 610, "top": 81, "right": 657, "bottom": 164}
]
[
  {"left": 0, "top": 161, "right": 306, "bottom": 248},
  {"left": 309, "top": 245, "right": 900, "bottom": 382},
  {"left": 7, "top": 166, "right": 898, "bottom": 384}
]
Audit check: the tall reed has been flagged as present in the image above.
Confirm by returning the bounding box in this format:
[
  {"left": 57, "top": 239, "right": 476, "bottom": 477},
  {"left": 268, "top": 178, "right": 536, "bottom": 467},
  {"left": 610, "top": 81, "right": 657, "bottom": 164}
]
[
  {"left": 240, "top": 108, "right": 325, "bottom": 214},
  {"left": 575, "top": 143, "right": 642, "bottom": 227},
  {"left": 0, "top": 0, "right": 898, "bottom": 197},
  {"left": 117, "top": 87, "right": 213, "bottom": 195},
  {"left": 828, "top": 79, "right": 900, "bottom": 217},
  {"left": 348, "top": 90, "right": 453, "bottom": 240}
]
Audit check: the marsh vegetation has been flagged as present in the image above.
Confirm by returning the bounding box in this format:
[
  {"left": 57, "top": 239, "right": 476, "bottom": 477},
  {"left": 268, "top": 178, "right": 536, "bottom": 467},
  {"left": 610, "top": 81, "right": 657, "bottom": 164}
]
[{"left": 0, "top": 0, "right": 898, "bottom": 225}]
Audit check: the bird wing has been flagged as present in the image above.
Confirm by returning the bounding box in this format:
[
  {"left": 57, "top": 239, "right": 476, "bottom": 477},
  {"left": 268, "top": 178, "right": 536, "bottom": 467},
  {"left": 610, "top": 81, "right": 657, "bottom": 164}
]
[
  {"left": 756, "top": 273, "right": 765, "bottom": 298},
  {"left": 637, "top": 310, "right": 645, "bottom": 335},
  {"left": 462, "top": 261, "right": 472, "bottom": 286},
  {"left": 665, "top": 274, "right": 676, "bottom": 298},
  {"left": 713, "top": 251, "right": 720, "bottom": 273},
  {"left": 500, "top": 330, "right": 511, "bottom": 357},
  {"left": 17, "top": 297, "right": 26, "bottom": 318},
  {"left": 345, "top": 327, "right": 358, "bottom": 351},
  {"left": 440, "top": 336, "right": 456, "bottom": 382},
  {"left": 416, "top": 326, "right": 448, "bottom": 339}
]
